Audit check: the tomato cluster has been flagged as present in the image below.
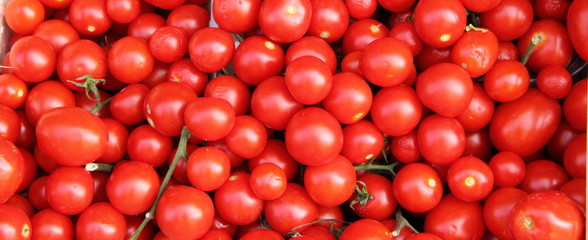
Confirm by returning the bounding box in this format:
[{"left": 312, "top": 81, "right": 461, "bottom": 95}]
[{"left": 0, "top": 0, "right": 586, "bottom": 239}]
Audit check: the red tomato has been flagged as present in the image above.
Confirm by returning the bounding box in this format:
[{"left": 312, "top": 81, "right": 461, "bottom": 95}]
[
  {"left": 341, "top": 120, "right": 385, "bottom": 164},
  {"left": 258, "top": 0, "right": 312, "bottom": 43},
  {"left": 106, "top": 0, "right": 141, "bottom": 24},
  {"left": 0, "top": 74, "right": 27, "bottom": 109},
  {"left": 149, "top": 26, "right": 188, "bottom": 63},
  {"left": 14, "top": 149, "right": 36, "bottom": 193},
  {"left": 144, "top": 81, "right": 197, "bottom": 136},
  {"left": 393, "top": 163, "right": 443, "bottom": 213},
  {"left": 251, "top": 76, "right": 303, "bottom": 130},
  {"left": 285, "top": 36, "right": 337, "bottom": 73},
  {"left": 517, "top": 19, "right": 573, "bottom": 73},
  {"left": 483, "top": 187, "right": 528, "bottom": 240},
  {"left": 451, "top": 27, "right": 499, "bottom": 78},
  {"left": 308, "top": 0, "right": 349, "bottom": 43},
  {"left": 390, "top": 129, "right": 421, "bottom": 164},
  {"left": 463, "top": 128, "right": 493, "bottom": 161},
  {"left": 9, "top": 36, "right": 56, "bottom": 83},
  {"left": 187, "top": 146, "right": 231, "bottom": 191},
  {"left": 413, "top": 0, "right": 466, "bottom": 48},
  {"left": 339, "top": 219, "right": 392, "bottom": 240},
  {"left": 233, "top": 36, "right": 284, "bottom": 85},
  {"left": 371, "top": 84, "right": 422, "bottom": 136},
  {"left": 285, "top": 56, "right": 333, "bottom": 105},
  {"left": 143, "top": 0, "right": 185, "bottom": 9},
  {"left": 14, "top": 110, "right": 36, "bottom": 152},
  {"left": 125, "top": 215, "right": 156, "bottom": 240},
  {"left": 456, "top": 83, "right": 494, "bottom": 131},
  {"left": 418, "top": 114, "right": 466, "bottom": 165},
  {"left": 69, "top": 0, "right": 112, "bottom": 36},
  {"left": 536, "top": 65, "right": 572, "bottom": 99},
  {"left": 361, "top": 37, "right": 413, "bottom": 87},
  {"left": 32, "top": 19, "right": 79, "bottom": 55},
  {"left": 313, "top": 206, "right": 344, "bottom": 230},
  {"left": 497, "top": 41, "right": 519, "bottom": 61},
  {"left": 342, "top": 18, "right": 389, "bottom": 54},
  {"left": 509, "top": 190, "right": 585, "bottom": 240},
  {"left": 166, "top": 4, "right": 210, "bottom": 37},
  {"left": 0, "top": 204, "right": 31, "bottom": 240},
  {"left": 225, "top": 115, "right": 268, "bottom": 159},
  {"left": 389, "top": 21, "right": 423, "bottom": 56},
  {"left": 184, "top": 97, "right": 236, "bottom": 141},
  {"left": 249, "top": 139, "right": 300, "bottom": 181},
  {"left": 128, "top": 13, "right": 166, "bottom": 42},
  {"left": 424, "top": 194, "right": 485, "bottom": 240},
  {"left": 0, "top": 141, "right": 24, "bottom": 204},
  {"left": 108, "top": 36, "right": 154, "bottom": 84},
  {"left": 214, "top": 172, "right": 264, "bottom": 226},
  {"left": 483, "top": 60, "right": 530, "bottom": 102},
  {"left": 212, "top": 0, "right": 261, "bottom": 33},
  {"left": 285, "top": 107, "right": 343, "bottom": 166},
  {"left": 106, "top": 161, "right": 160, "bottom": 215},
  {"left": 416, "top": 63, "right": 473, "bottom": 117},
  {"left": 0, "top": 105, "right": 19, "bottom": 143},
  {"left": 350, "top": 173, "right": 396, "bottom": 220},
  {"left": 204, "top": 75, "right": 251, "bottom": 116},
  {"left": 240, "top": 229, "right": 284, "bottom": 240},
  {"left": 519, "top": 160, "right": 569, "bottom": 193},
  {"left": 378, "top": 0, "right": 415, "bottom": 12},
  {"left": 563, "top": 79, "right": 587, "bottom": 131},
  {"left": 96, "top": 119, "right": 128, "bottom": 164},
  {"left": 250, "top": 163, "right": 287, "bottom": 200},
  {"left": 534, "top": 0, "right": 570, "bottom": 21},
  {"left": 109, "top": 83, "right": 149, "bottom": 126},
  {"left": 560, "top": 179, "right": 587, "bottom": 212},
  {"left": 563, "top": 133, "right": 586, "bottom": 178},
  {"left": 304, "top": 155, "right": 356, "bottom": 207},
  {"left": 345, "top": 0, "right": 377, "bottom": 19},
  {"left": 547, "top": 120, "right": 580, "bottom": 162},
  {"left": 189, "top": 27, "right": 234, "bottom": 73},
  {"left": 264, "top": 183, "right": 318, "bottom": 234},
  {"left": 414, "top": 45, "right": 452, "bottom": 71},
  {"left": 461, "top": 0, "right": 501, "bottom": 12},
  {"left": 567, "top": 0, "right": 588, "bottom": 62},
  {"left": 447, "top": 156, "right": 494, "bottom": 202},
  {"left": 489, "top": 89, "right": 561, "bottom": 157},
  {"left": 488, "top": 151, "right": 526, "bottom": 187},
  {"left": 46, "top": 166, "right": 94, "bottom": 215},
  {"left": 27, "top": 176, "right": 50, "bottom": 211},
  {"left": 5, "top": 0, "right": 45, "bottom": 35},
  {"left": 166, "top": 58, "right": 208, "bottom": 95},
  {"left": 36, "top": 107, "right": 108, "bottom": 166},
  {"left": 76, "top": 202, "right": 126, "bottom": 240},
  {"left": 57, "top": 39, "right": 108, "bottom": 91},
  {"left": 480, "top": 0, "right": 534, "bottom": 41},
  {"left": 126, "top": 124, "right": 173, "bottom": 167},
  {"left": 31, "top": 209, "right": 74, "bottom": 240},
  {"left": 341, "top": 51, "right": 363, "bottom": 76},
  {"left": 156, "top": 186, "right": 214, "bottom": 240}
]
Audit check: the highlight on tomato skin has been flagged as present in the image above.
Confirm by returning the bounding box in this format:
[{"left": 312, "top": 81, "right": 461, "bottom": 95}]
[{"left": 0, "top": 1, "right": 586, "bottom": 239}]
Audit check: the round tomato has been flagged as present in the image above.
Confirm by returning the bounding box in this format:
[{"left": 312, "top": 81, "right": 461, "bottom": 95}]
[
  {"left": 57, "top": 39, "right": 108, "bottom": 91},
  {"left": 517, "top": 19, "right": 573, "bottom": 73},
  {"left": 166, "top": 4, "right": 210, "bottom": 37},
  {"left": 416, "top": 63, "right": 473, "bottom": 117},
  {"left": 285, "top": 36, "right": 337, "bottom": 73},
  {"left": 251, "top": 76, "right": 303, "bottom": 130},
  {"left": 308, "top": 0, "right": 349, "bottom": 43},
  {"left": 250, "top": 163, "right": 287, "bottom": 200},
  {"left": 519, "top": 159, "right": 569, "bottom": 193},
  {"left": 126, "top": 124, "right": 173, "bottom": 167},
  {"left": 361, "top": 37, "right": 413, "bottom": 87},
  {"left": 106, "top": 160, "right": 160, "bottom": 215},
  {"left": 31, "top": 209, "right": 74, "bottom": 240},
  {"left": 413, "top": 0, "right": 466, "bottom": 48},
  {"left": 108, "top": 36, "right": 154, "bottom": 84},
  {"left": 488, "top": 151, "right": 526, "bottom": 187},
  {"left": 480, "top": 0, "right": 534, "bottom": 41},
  {"left": 342, "top": 18, "right": 389, "bottom": 54},
  {"left": 204, "top": 75, "right": 251, "bottom": 116},
  {"left": 76, "top": 202, "right": 126, "bottom": 240},
  {"left": 371, "top": 84, "right": 422, "bottom": 136},
  {"left": 456, "top": 82, "right": 494, "bottom": 131},
  {"left": 264, "top": 183, "right": 318, "bottom": 234},
  {"left": 535, "top": 65, "right": 572, "bottom": 99},
  {"left": 285, "top": 56, "right": 333, "bottom": 105},
  {"left": 339, "top": 219, "right": 392, "bottom": 240},
  {"left": 483, "top": 187, "right": 528, "bottom": 240},
  {"left": 424, "top": 194, "right": 486, "bottom": 240},
  {"left": 106, "top": 0, "right": 141, "bottom": 24},
  {"left": 69, "top": 0, "right": 111, "bottom": 36},
  {"left": 184, "top": 97, "right": 236, "bottom": 141},
  {"left": 563, "top": 79, "right": 587, "bottom": 131},
  {"left": 418, "top": 114, "right": 466, "bottom": 165},
  {"left": 144, "top": 81, "right": 197, "bottom": 137},
  {"left": 350, "top": 173, "right": 396, "bottom": 220},
  {"left": 451, "top": 27, "right": 499, "bottom": 78},
  {"left": 393, "top": 163, "right": 443, "bottom": 213},
  {"left": 258, "top": 0, "right": 312, "bottom": 43},
  {"left": 447, "top": 156, "right": 494, "bottom": 202},
  {"left": 567, "top": 0, "right": 588, "bottom": 61},
  {"left": 4, "top": 0, "right": 45, "bottom": 35},
  {"left": 9, "top": 36, "right": 55, "bottom": 83},
  {"left": 0, "top": 204, "right": 31, "bottom": 240},
  {"left": 0, "top": 140, "right": 24, "bottom": 204},
  {"left": 149, "top": 26, "right": 188, "bottom": 63},
  {"left": 32, "top": 19, "right": 79, "bottom": 55},
  {"left": 304, "top": 155, "right": 356, "bottom": 207},
  {"left": 186, "top": 146, "right": 231, "bottom": 192},
  {"left": 563, "top": 133, "right": 586, "bottom": 178},
  {"left": 109, "top": 83, "right": 149, "bottom": 126},
  {"left": 214, "top": 172, "right": 264, "bottom": 226},
  {"left": 46, "top": 166, "right": 94, "bottom": 215},
  {"left": 189, "top": 27, "right": 234, "bottom": 73},
  {"left": 341, "top": 120, "right": 385, "bottom": 164},
  {"left": 233, "top": 36, "right": 284, "bottom": 85},
  {"left": 212, "top": 0, "right": 261, "bottom": 33}
]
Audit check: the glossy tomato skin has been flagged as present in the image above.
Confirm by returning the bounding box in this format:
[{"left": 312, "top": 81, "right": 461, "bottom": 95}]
[
  {"left": 76, "top": 202, "right": 127, "bottom": 240},
  {"left": 36, "top": 107, "right": 108, "bottom": 166},
  {"left": 308, "top": 0, "right": 349, "bottom": 43},
  {"left": 509, "top": 190, "right": 585, "bottom": 240},
  {"left": 0, "top": 105, "right": 19, "bottom": 143},
  {"left": 106, "top": 0, "right": 141, "bottom": 24},
  {"left": 563, "top": 79, "right": 587, "bottom": 131},
  {"left": 322, "top": 72, "right": 372, "bottom": 125},
  {"left": 390, "top": 129, "right": 421, "bottom": 164},
  {"left": 9, "top": 36, "right": 56, "bottom": 83},
  {"left": 490, "top": 89, "right": 561, "bottom": 156},
  {"left": 0, "top": 140, "right": 24, "bottom": 204},
  {"left": 350, "top": 173, "right": 397, "bottom": 220},
  {"left": 567, "top": 0, "right": 588, "bottom": 61},
  {"left": 339, "top": 219, "right": 392, "bottom": 240},
  {"left": 186, "top": 146, "right": 231, "bottom": 192},
  {"left": 167, "top": 4, "right": 209, "bottom": 37},
  {"left": 447, "top": 156, "right": 494, "bottom": 202},
  {"left": 69, "top": 0, "right": 112, "bottom": 36},
  {"left": 424, "top": 194, "right": 486, "bottom": 240},
  {"left": 32, "top": 19, "right": 79, "bottom": 55},
  {"left": 461, "top": 0, "right": 501, "bottom": 12},
  {"left": 5, "top": 0, "right": 45, "bottom": 35},
  {"left": 149, "top": 26, "right": 188, "bottom": 63},
  {"left": 483, "top": 60, "right": 530, "bottom": 102},
  {"left": 249, "top": 139, "right": 300, "bottom": 181},
  {"left": 389, "top": 21, "right": 423, "bottom": 56},
  {"left": 144, "top": 81, "right": 197, "bottom": 137},
  {"left": 126, "top": 124, "right": 173, "bottom": 167},
  {"left": 418, "top": 114, "right": 466, "bottom": 165},
  {"left": 285, "top": 36, "right": 337, "bottom": 73},
  {"left": 285, "top": 56, "right": 333, "bottom": 105},
  {"left": 46, "top": 166, "right": 94, "bottom": 215},
  {"left": 156, "top": 186, "right": 214, "bottom": 240},
  {"left": 204, "top": 75, "right": 251, "bottom": 116},
  {"left": 304, "top": 155, "right": 356, "bottom": 207},
  {"left": 57, "top": 40, "right": 108, "bottom": 91},
  {"left": 0, "top": 74, "right": 27, "bottom": 109},
  {"left": 518, "top": 159, "right": 569, "bottom": 193},
  {"left": 456, "top": 83, "right": 494, "bottom": 131},
  {"left": 413, "top": 0, "right": 466, "bottom": 48},
  {"left": 372, "top": 84, "right": 422, "bottom": 137},
  {"left": 214, "top": 172, "right": 264, "bottom": 226},
  {"left": 31, "top": 208, "right": 74, "bottom": 240},
  {"left": 251, "top": 76, "right": 303, "bottom": 131},
  {"left": 563, "top": 133, "right": 586, "bottom": 178},
  {"left": 285, "top": 107, "right": 343, "bottom": 166},
  {"left": 361, "top": 37, "right": 413, "bottom": 87},
  {"left": 341, "top": 120, "right": 384, "bottom": 164},
  {"left": 184, "top": 97, "right": 236, "bottom": 141},
  {"left": 250, "top": 163, "right": 287, "bottom": 200},
  {"left": 213, "top": 0, "right": 260, "bottom": 33},
  {"left": 128, "top": 12, "right": 166, "bottom": 42},
  {"left": 416, "top": 63, "right": 473, "bottom": 117},
  {"left": 560, "top": 179, "right": 587, "bottom": 212},
  {"left": 488, "top": 151, "right": 526, "bottom": 187},
  {"left": 547, "top": 120, "right": 580, "bottom": 162},
  {"left": 233, "top": 36, "right": 284, "bottom": 85},
  {"left": 345, "top": 0, "right": 377, "bottom": 20},
  {"left": 258, "top": 0, "right": 312, "bottom": 43},
  {"left": 109, "top": 83, "right": 149, "bottom": 126},
  {"left": 96, "top": 119, "right": 128, "bottom": 164},
  {"left": 0, "top": 204, "right": 31, "bottom": 240},
  {"left": 342, "top": 18, "right": 389, "bottom": 54},
  {"left": 480, "top": 0, "right": 534, "bottom": 41},
  {"left": 483, "top": 187, "right": 528, "bottom": 240},
  {"left": 189, "top": 27, "right": 235, "bottom": 73},
  {"left": 393, "top": 163, "right": 443, "bottom": 213},
  {"left": 108, "top": 36, "right": 154, "bottom": 84},
  {"left": 517, "top": 19, "right": 573, "bottom": 73},
  {"left": 106, "top": 161, "right": 160, "bottom": 215},
  {"left": 451, "top": 27, "right": 499, "bottom": 78},
  {"left": 265, "top": 183, "right": 318, "bottom": 234}
]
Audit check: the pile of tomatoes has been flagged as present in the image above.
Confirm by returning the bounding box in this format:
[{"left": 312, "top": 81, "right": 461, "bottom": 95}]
[{"left": 0, "top": 0, "right": 586, "bottom": 239}]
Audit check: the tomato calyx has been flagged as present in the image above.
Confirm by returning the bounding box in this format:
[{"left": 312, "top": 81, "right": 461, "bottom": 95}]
[
  {"left": 129, "top": 126, "right": 191, "bottom": 240},
  {"left": 350, "top": 180, "right": 374, "bottom": 208},
  {"left": 286, "top": 218, "right": 350, "bottom": 238},
  {"left": 520, "top": 34, "right": 544, "bottom": 66},
  {"left": 465, "top": 24, "right": 488, "bottom": 33},
  {"left": 392, "top": 209, "right": 419, "bottom": 236},
  {"left": 353, "top": 161, "right": 400, "bottom": 175},
  {"left": 68, "top": 75, "right": 106, "bottom": 103},
  {"left": 523, "top": 217, "right": 534, "bottom": 229},
  {"left": 85, "top": 162, "right": 114, "bottom": 173}
]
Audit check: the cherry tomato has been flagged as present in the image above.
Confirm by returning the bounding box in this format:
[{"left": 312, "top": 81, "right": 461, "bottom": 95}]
[
  {"left": 166, "top": 4, "right": 210, "bottom": 38},
  {"left": 393, "top": 163, "right": 443, "bottom": 213},
  {"left": 285, "top": 36, "right": 337, "bottom": 73},
  {"left": 361, "top": 37, "right": 413, "bottom": 87},
  {"left": 156, "top": 185, "right": 214, "bottom": 240},
  {"left": 240, "top": 229, "right": 284, "bottom": 240},
  {"left": 285, "top": 56, "right": 333, "bottom": 105},
  {"left": 560, "top": 179, "right": 587, "bottom": 212},
  {"left": 414, "top": 45, "right": 452, "bottom": 71},
  {"left": 14, "top": 149, "right": 36, "bottom": 193},
  {"left": 416, "top": 63, "right": 473, "bottom": 117},
  {"left": 214, "top": 172, "right": 264, "bottom": 226},
  {"left": 418, "top": 114, "right": 466, "bottom": 165},
  {"left": 0, "top": 105, "right": 19, "bottom": 143},
  {"left": 106, "top": 0, "right": 141, "bottom": 24},
  {"left": 463, "top": 128, "right": 493, "bottom": 161},
  {"left": 46, "top": 166, "right": 94, "bottom": 215},
  {"left": 567, "top": 0, "right": 588, "bottom": 62},
  {"left": 451, "top": 27, "right": 499, "bottom": 78},
  {"left": 233, "top": 36, "right": 284, "bottom": 85},
  {"left": 184, "top": 97, "right": 236, "bottom": 141},
  {"left": 144, "top": 81, "right": 197, "bottom": 137},
  {"left": 313, "top": 205, "right": 344, "bottom": 230},
  {"left": 342, "top": 18, "right": 389, "bottom": 54},
  {"left": 339, "top": 219, "right": 392, "bottom": 240},
  {"left": 0, "top": 204, "right": 31, "bottom": 240},
  {"left": 107, "top": 160, "right": 160, "bottom": 215},
  {"left": 109, "top": 83, "right": 149, "bottom": 126},
  {"left": 9, "top": 36, "right": 56, "bottom": 83},
  {"left": 258, "top": 0, "right": 312, "bottom": 43},
  {"left": 126, "top": 124, "right": 173, "bottom": 167},
  {"left": 483, "top": 60, "right": 530, "bottom": 102},
  {"left": 517, "top": 19, "right": 573, "bottom": 73},
  {"left": 390, "top": 129, "right": 421, "bottom": 164},
  {"left": 264, "top": 183, "right": 318, "bottom": 234},
  {"left": 165, "top": 58, "right": 208, "bottom": 95},
  {"left": 497, "top": 41, "right": 519, "bottom": 61},
  {"left": 424, "top": 194, "right": 485, "bottom": 240},
  {"left": 535, "top": 65, "right": 572, "bottom": 99},
  {"left": 108, "top": 36, "right": 154, "bottom": 84},
  {"left": 480, "top": 0, "right": 534, "bottom": 41},
  {"left": 187, "top": 146, "right": 231, "bottom": 191},
  {"left": 57, "top": 39, "right": 108, "bottom": 91},
  {"left": 32, "top": 19, "right": 79, "bottom": 55},
  {"left": 509, "top": 190, "right": 585, "bottom": 240},
  {"left": 341, "top": 120, "right": 385, "bottom": 164},
  {"left": 125, "top": 215, "right": 156, "bottom": 240},
  {"left": 563, "top": 79, "right": 587, "bottom": 131},
  {"left": 350, "top": 173, "right": 397, "bottom": 220},
  {"left": 285, "top": 107, "right": 343, "bottom": 166},
  {"left": 96, "top": 119, "right": 128, "bottom": 164},
  {"left": 250, "top": 163, "right": 287, "bottom": 200},
  {"left": 0, "top": 140, "right": 24, "bottom": 204},
  {"left": 69, "top": 0, "right": 111, "bottom": 36},
  {"left": 225, "top": 115, "right": 268, "bottom": 159},
  {"left": 189, "top": 27, "right": 234, "bottom": 73},
  {"left": 447, "top": 156, "right": 494, "bottom": 202},
  {"left": 341, "top": 51, "right": 364, "bottom": 76},
  {"left": 127, "top": 12, "right": 166, "bottom": 42},
  {"left": 251, "top": 76, "right": 304, "bottom": 130},
  {"left": 461, "top": 0, "right": 501, "bottom": 12},
  {"left": 5, "top": 0, "right": 45, "bottom": 35},
  {"left": 248, "top": 139, "right": 300, "bottom": 181},
  {"left": 0, "top": 74, "right": 27, "bottom": 109},
  {"left": 31, "top": 208, "right": 74, "bottom": 240},
  {"left": 534, "top": 0, "right": 570, "bottom": 21},
  {"left": 483, "top": 187, "right": 528, "bottom": 240},
  {"left": 389, "top": 21, "right": 423, "bottom": 56},
  {"left": 547, "top": 120, "right": 580, "bottom": 162},
  {"left": 456, "top": 83, "right": 494, "bottom": 131},
  {"left": 144, "top": 0, "right": 185, "bottom": 9},
  {"left": 304, "top": 155, "right": 356, "bottom": 207},
  {"left": 488, "top": 151, "right": 526, "bottom": 187},
  {"left": 27, "top": 176, "right": 50, "bottom": 211},
  {"left": 563, "top": 133, "right": 586, "bottom": 178},
  {"left": 413, "top": 0, "right": 466, "bottom": 48},
  {"left": 212, "top": 0, "right": 261, "bottom": 33},
  {"left": 519, "top": 160, "right": 569, "bottom": 193},
  {"left": 308, "top": 0, "right": 349, "bottom": 43},
  {"left": 149, "top": 26, "right": 188, "bottom": 63},
  {"left": 345, "top": 0, "right": 377, "bottom": 19},
  {"left": 76, "top": 202, "right": 126, "bottom": 240},
  {"left": 204, "top": 75, "right": 251, "bottom": 116},
  {"left": 371, "top": 84, "right": 422, "bottom": 136}
]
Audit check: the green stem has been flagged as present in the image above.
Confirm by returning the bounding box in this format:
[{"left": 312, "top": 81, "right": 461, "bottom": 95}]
[
  {"left": 353, "top": 161, "right": 400, "bottom": 175},
  {"left": 84, "top": 163, "right": 113, "bottom": 173},
  {"left": 129, "top": 126, "right": 191, "bottom": 240},
  {"left": 286, "top": 218, "right": 350, "bottom": 237},
  {"left": 392, "top": 209, "right": 419, "bottom": 236},
  {"left": 465, "top": 24, "right": 488, "bottom": 32},
  {"left": 67, "top": 75, "right": 106, "bottom": 106},
  {"left": 90, "top": 96, "right": 112, "bottom": 114},
  {"left": 349, "top": 181, "right": 373, "bottom": 209},
  {"left": 520, "top": 34, "right": 544, "bottom": 66}
]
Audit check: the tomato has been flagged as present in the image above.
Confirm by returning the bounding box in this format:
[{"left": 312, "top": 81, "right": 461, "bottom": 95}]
[
  {"left": 345, "top": 0, "right": 377, "bottom": 19},
  {"left": 128, "top": 12, "right": 166, "bottom": 42},
  {"left": 563, "top": 79, "right": 587, "bottom": 131},
  {"left": 378, "top": 0, "right": 415, "bottom": 12},
  {"left": 341, "top": 51, "right": 363, "bottom": 76},
  {"left": 36, "top": 107, "right": 108, "bottom": 166},
  {"left": 208, "top": 139, "right": 246, "bottom": 169},
  {"left": 258, "top": 0, "right": 312, "bottom": 43},
  {"left": 187, "top": 146, "right": 231, "bottom": 191},
  {"left": 456, "top": 83, "right": 494, "bottom": 131},
  {"left": 76, "top": 202, "right": 126, "bottom": 240},
  {"left": 488, "top": 151, "right": 526, "bottom": 187},
  {"left": 14, "top": 149, "right": 36, "bottom": 193},
  {"left": 233, "top": 36, "right": 284, "bottom": 85},
  {"left": 416, "top": 63, "right": 473, "bottom": 117},
  {"left": 405, "top": 233, "right": 442, "bottom": 240},
  {"left": 300, "top": 226, "right": 337, "bottom": 240},
  {"left": 509, "top": 190, "right": 585, "bottom": 240},
  {"left": 341, "top": 120, "right": 385, "bottom": 164},
  {"left": 547, "top": 120, "right": 580, "bottom": 162},
  {"left": 0, "top": 204, "right": 31, "bottom": 240},
  {"left": 534, "top": 0, "right": 569, "bottom": 21},
  {"left": 249, "top": 163, "right": 287, "bottom": 200},
  {"left": 225, "top": 115, "right": 268, "bottom": 159},
  {"left": 497, "top": 41, "right": 519, "bottom": 61},
  {"left": 304, "top": 155, "right": 355, "bottom": 207},
  {"left": 313, "top": 205, "right": 344, "bottom": 230},
  {"left": 285, "top": 107, "right": 343, "bottom": 166},
  {"left": 519, "top": 160, "right": 569, "bottom": 193},
  {"left": 74, "top": 89, "right": 111, "bottom": 118},
  {"left": 371, "top": 84, "right": 422, "bottom": 137},
  {"left": 149, "top": 26, "right": 188, "bottom": 63},
  {"left": 57, "top": 39, "right": 108, "bottom": 91},
  {"left": 339, "top": 219, "right": 392, "bottom": 240},
  {"left": 204, "top": 75, "right": 251, "bottom": 116},
  {"left": 213, "top": 0, "right": 260, "bottom": 33},
  {"left": 126, "top": 124, "right": 173, "bottom": 167},
  {"left": 560, "top": 179, "right": 587, "bottom": 212},
  {"left": 26, "top": 81, "right": 76, "bottom": 127},
  {"left": 390, "top": 129, "right": 420, "bottom": 164},
  {"left": 184, "top": 97, "right": 236, "bottom": 141},
  {"left": 251, "top": 76, "right": 303, "bottom": 130},
  {"left": 350, "top": 173, "right": 397, "bottom": 220},
  {"left": 285, "top": 36, "right": 337, "bottom": 73},
  {"left": 484, "top": 60, "right": 530, "bottom": 102},
  {"left": 144, "top": 81, "right": 197, "bottom": 137},
  {"left": 389, "top": 21, "right": 423, "bottom": 56},
  {"left": 27, "top": 176, "right": 50, "bottom": 211},
  {"left": 108, "top": 36, "right": 154, "bottom": 84},
  {"left": 517, "top": 19, "right": 573, "bottom": 73},
  {"left": 9, "top": 36, "right": 56, "bottom": 83},
  {"left": 14, "top": 110, "right": 36, "bottom": 152},
  {"left": 567, "top": 0, "right": 588, "bottom": 62},
  {"left": 0, "top": 105, "right": 19, "bottom": 143},
  {"left": 109, "top": 83, "right": 149, "bottom": 126},
  {"left": 156, "top": 185, "right": 214, "bottom": 240},
  {"left": 214, "top": 172, "right": 264, "bottom": 226},
  {"left": 125, "top": 215, "right": 156, "bottom": 240},
  {"left": 414, "top": 45, "right": 451, "bottom": 71},
  {"left": 90, "top": 170, "right": 109, "bottom": 203},
  {"left": 413, "top": 0, "right": 466, "bottom": 48},
  {"left": 342, "top": 18, "right": 389, "bottom": 54},
  {"left": 480, "top": 0, "right": 534, "bottom": 41},
  {"left": 461, "top": 0, "right": 501, "bottom": 12},
  {"left": 265, "top": 183, "right": 318, "bottom": 234},
  {"left": 249, "top": 139, "right": 300, "bottom": 181},
  {"left": 0, "top": 140, "right": 23, "bottom": 204},
  {"left": 447, "top": 156, "right": 494, "bottom": 202},
  {"left": 424, "top": 194, "right": 485, "bottom": 240},
  {"left": 489, "top": 89, "right": 561, "bottom": 157},
  {"left": 463, "top": 128, "right": 493, "bottom": 161},
  {"left": 240, "top": 229, "right": 284, "bottom": 240},
  {"left": 106, "top": 0, "right": 140, "bottom": 24},
  {"left": 0, "top": 74, "right": 27, "bottom": 109},
  {"left": 46, "top": 166, "right": 94, "bottom": 215},
  {"left": 285, "top": 56, "right": 333, "bottom": 105},
  {"left": 418, "top": 114, "right": 466, "bottom": 165},
  {"left": 535, "top": 65, "right": 572, "bottom": 99},
  {"left": 32, "top": 19, "right": 79, "bottom": 56},
  {"left": 31, "top": 209, "right": 74, "bottom": 240},
  {"left": 106, "top": 160, "right": 159, "bottom": 215},
  {"left": 563, "top": 133, "right": 586, "bottom": 178},
  {"left": 483, "top": 187, "right": 528, "bottom": 240},
  {"left": 5, "top": 0, "right": 45, "bottom": 35},
  {"left": 308, "top": 0, "right": 349, "bottom": 43},
  {"left": 451, "top": 27, "right": 499, "bottom": 78},
  {"left": 167, "top": 4, "right": 210, "bottom": 38},
  {"left": 96, "top": 119, "right": 128, "bottom": 164},
  {"left": 198, "top": 228, "right": 232, "bottom": 240},
  {"left": 393, "top": 163, "right": 443, "bottom": 213},
  {"left": 69, "top": 0, "right": 112, "bottom": 36},
  {"left": 361, "top": 37, "right": 413, "bottom": 87},
  {"left": 166, "top": 58, "right": 209, "bottom": 95},
  {"left": 189, "top": 27, "right": 234, "bottom": 73}
]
